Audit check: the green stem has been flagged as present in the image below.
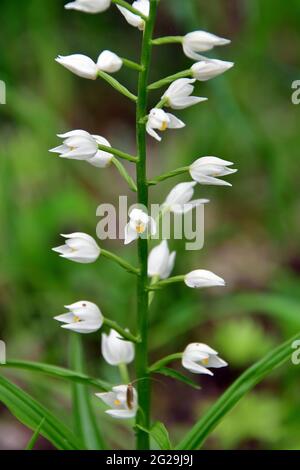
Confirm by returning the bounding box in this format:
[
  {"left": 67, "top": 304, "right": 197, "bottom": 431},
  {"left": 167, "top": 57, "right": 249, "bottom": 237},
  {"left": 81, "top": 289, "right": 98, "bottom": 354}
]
[
  {"left": 119, "top": 363, "right": 130, "bottom": 384},
  {"left": 98, "top": 71, "right": 137, "bottom": 102},
  {"left": 112, "top": 157, "right": 137, "bottom": 192},
  {"left": 149, "top": 353, "right": 183, "bottom": 372},
  {"left": 122, "top": 58, "right": 144, "bottom": 72},
  {"left": 148, "top": 275, "right": 185, "bottom": 290},
  {"left": 101, "top": 248, "right": 139, "bottom": 275},
  {"left": 148, "top": 167, "right": 189, "bottom": 186},
  {"left": 148, "top": 69, "right": 192, "bottom": 91},
  {"left": 112, "top": 0, "right": 149, "bottom": 21},
  {"left": 103, "top": 318, "right": 141, "bottom": 344},
  {"left": 135, "top": 0, "right": 159, "bottom": 451},
  {"left": 98, "top": 144, "right": 138, "bottom": 163},
  {"left": 151, "top": 36, "right": 183, "bottom": 46}
]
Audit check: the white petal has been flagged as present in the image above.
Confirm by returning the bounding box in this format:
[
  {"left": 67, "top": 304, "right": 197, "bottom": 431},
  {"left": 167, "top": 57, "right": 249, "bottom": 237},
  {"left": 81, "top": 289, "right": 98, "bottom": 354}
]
[
  {"left": 124, "top": 223, "right": 138, "bottom": 245},
  {"left": 65, "top": 0, "right": 111, "bottom": 14},
  {"left": 56, "top": 54, "right": 98, "bottom": 79},
  {"left": 146, "top": 122, "right": 162, "bottom": 141},
  {"left": 184, "top": 270, "right": 226, "bottom": 288},
  {"left": 166, "top": 113, "right": 185, "bottom": 129},
  {"left": 97, "top": 50, "right": 123, "bottom": 73}
]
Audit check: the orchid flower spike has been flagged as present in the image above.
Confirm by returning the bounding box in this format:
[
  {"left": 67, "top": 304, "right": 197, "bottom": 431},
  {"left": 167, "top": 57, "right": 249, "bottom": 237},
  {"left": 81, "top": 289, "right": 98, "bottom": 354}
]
[
  {"left": 163, "top": 182, "right": 209, "bottom": 214},
  {"left": 124, "top": 208, "right": 156, "bottom": 245},
  {"left": 56, "top": 50, "right": 122, "bottom": 79},
  {"left": 162, "top": 78, "right": 207, "bottom": 110},
  {"left": 146, "top": 108, "right": 185, "bottom": 142},
  {"left": 53, "top": 233, "right": 101, "bottom": 264},
  {"left": 190, "top": 156, "right": 237, "bottom": 186},
  {"left": 50, "top": 130, "right": 113, "bottom": 168},
  {"left": 96, "top": 385, "right": 138, "bottom": 419},
  {"left": 101, "top": 330, "right": 135, "bottom": 366},
  {"left": 54, "top": 301, "right": 104, "bottom": 334},
  {"left": 148, "top": 240, "right": 176, "bottom": 280},
  {"left": 182, "top": 343, "right": 228, "bottom": 375},
  {"left": 191, "top": 59, "right": 234, "bottom": 82},
  {"left": 183, "top": 30, "right": 231, "bottom": 61},
  {"left": 65, "top": 0, "right": 111, "bottom": 13},
  {"left": 184, "top": 270, "right": 225, "bottom": 288},
  {"left": 117, "top": 0, "right": 149, "bottom": 31}
]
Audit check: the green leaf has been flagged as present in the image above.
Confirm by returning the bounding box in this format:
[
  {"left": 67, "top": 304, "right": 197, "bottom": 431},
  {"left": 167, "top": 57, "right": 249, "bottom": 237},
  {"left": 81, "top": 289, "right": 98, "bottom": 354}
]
[
  {"left": 69, "top": 334, "right": 105, "bottom": 450},
  {"left": 176, "top": 332, "right": 300, "bottom": 450},
  {"left": 1, "top": 360, "right": 111, "bottom": 391},
  {"left": 0, "top": 375, "right": 82, "bottom": 450},
  {"left": 25, "top": 417, "right": 45, "bottom": 450},
  {"left": 156, "top": 367, "right": 200, "bottom": 390},
  {"left": 136, "top": 422, "right": 172, "bottom": 450}
]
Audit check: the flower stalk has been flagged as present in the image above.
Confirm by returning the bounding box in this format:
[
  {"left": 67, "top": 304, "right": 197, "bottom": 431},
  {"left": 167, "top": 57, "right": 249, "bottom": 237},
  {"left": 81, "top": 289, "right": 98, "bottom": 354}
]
[
  {"left": 135, "top": 0, "right": 159, "bottom": 450},
  {"left": 103, "top": 318, "right": 140, "bottom": 344}
]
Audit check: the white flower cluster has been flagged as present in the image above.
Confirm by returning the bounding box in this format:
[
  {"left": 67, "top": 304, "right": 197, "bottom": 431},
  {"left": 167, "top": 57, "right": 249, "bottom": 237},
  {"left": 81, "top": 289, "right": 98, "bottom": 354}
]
[{"left": 50, "top": 0, "right": 234, "bottom": 421}]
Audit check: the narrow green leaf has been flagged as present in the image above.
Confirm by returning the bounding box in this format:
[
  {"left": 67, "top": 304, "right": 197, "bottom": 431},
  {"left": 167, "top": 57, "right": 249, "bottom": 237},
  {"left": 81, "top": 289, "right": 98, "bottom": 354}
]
[
  {"left": 1, "top": 360, "right": 111, "bottom": 391},
  {"left": 25, "top": 417, "right": 45, "bottom": 450},
  {"left": 156, "top": 367, "right": 200, "bottom": 390},
  {"left": 136, "top": 422, "right": 172, "bottom": 450},
  {"left": 0, "top": 375, "right": 82, "bottom": 450},
  {"left": 69, "top": 334, "right": 105, "bottom": 450},
  {"left": 176, "top": 332, "right": 300, "bottom": 450}
]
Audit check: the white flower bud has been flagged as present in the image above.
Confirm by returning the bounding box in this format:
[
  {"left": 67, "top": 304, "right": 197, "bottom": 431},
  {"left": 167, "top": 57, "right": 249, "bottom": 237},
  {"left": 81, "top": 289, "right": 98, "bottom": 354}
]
[
  {"left": 183, "top": 30, "right": 231, "bottom": 60},
  {"left": 101, "top": 330, "right": 135, "bottom": 366},
  {"left": 148, "top": 240, "right": 176, "bottom": 280},
  {"left": 97, "top": 50, "right": 123, "bottom": 73},
  {"left": 190, "top": 156, "right": 237, "bottom": 186},
  {"left": 53, "top": 233, "right": 101, "bottom": 264},
  {"left": 162, "top": 78, "right": 207, "bottom": 110},
  {"left": 55, "top": 54, "right": 98, "bottom": 79},
  {"left": 184, "top": 270, "right": 225, "bottom": 288},
  {"left": 65, "top": 0, "right": 111, "bottom": 13},
  {"left": 191, "top": 59, "right": 234, "bottom": 81},
  {"left": 182, "top": 343, "right": 228, "bottom": 375},
  {"left": 117, "top": 0, "right": 149, "bottom": 31},
  {"left": 54, "top": 301, "right": 103, "bottom": 334}
]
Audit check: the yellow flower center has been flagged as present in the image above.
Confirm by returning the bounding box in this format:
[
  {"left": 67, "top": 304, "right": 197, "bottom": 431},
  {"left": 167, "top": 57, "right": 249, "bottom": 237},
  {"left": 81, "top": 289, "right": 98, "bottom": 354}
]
[
  {"left": 73, "top": 316, "right": 81, "bottom": 323},
  {"left": 114, "top": 399, "right": 121, "bottom": 407},
  {"left": 160, "top": 121, "right": 168, "bottom": 131},
  {"left": 201, "top": 358, "right": 209, "bottom": 366},
  {"left": 136, "top": 223, "right": 146, "bottom": 234}
]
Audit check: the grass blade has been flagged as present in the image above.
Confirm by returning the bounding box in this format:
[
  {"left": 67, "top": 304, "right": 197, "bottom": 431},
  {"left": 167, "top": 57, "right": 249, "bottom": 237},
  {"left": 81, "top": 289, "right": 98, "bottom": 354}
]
[
  {"left": 1, "top": 360, "right": 111, "bottom": 391},
  {"left": 25, "top": 417, "right": 45, "bottom": 450},
  {"left": 176, "top": 332, "right": 300, "bottom": 450},
  {"left": 0, "top": 375, "right": 82, "bottom": 450},
  {"left": 69, "top": 334, "right": 105, "bottom": 450}
]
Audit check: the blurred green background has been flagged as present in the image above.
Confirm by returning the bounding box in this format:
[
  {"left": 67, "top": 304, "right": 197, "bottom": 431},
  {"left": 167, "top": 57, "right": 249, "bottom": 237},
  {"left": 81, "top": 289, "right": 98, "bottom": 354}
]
[{"left": 1, "top": 0, "right": 300, "bottom": 450}]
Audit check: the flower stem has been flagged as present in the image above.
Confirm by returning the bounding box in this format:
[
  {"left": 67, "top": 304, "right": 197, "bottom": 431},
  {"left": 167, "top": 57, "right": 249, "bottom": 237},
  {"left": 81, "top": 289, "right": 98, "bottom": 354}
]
[
  {"left": 103, "top": 318, "right": 141, "bottom": 344},
  {"left": 122, "top": 58, "right": 144, "bottom": 72},
  {"left": 148, "top": 167, "right": 189, "bottom": 186},
  {"left": 148, "top": 69, "right": 192, "bottom": 91},
  {"left": 98, "top": 144, "right": 138, "bottom": 163},
  {"left": 135, "top": 0, "right": 159, "bottom": 451},
  {"left": 112, "top": 157, "right": 137, "bottom": 192},
  {"left": 151, "top": 36, "right": 183, "bottom": 46},
  {"left": 149, "top": 353, "right": 183, "bottom": 372},
  {"left": 148, "top": 275, "right": 185, "bottom": 290},
  {"left": 119, "top": 363, "right": 130, "bottom": 384},
  {"left": 112, "top": 0, "right": 149, "bottom": 21},
  {"left": 98, "top": 71, "right": 137, "bottom": 102},
  {"left": 101, "top": 248, "right": 140, "bottom": 275}
]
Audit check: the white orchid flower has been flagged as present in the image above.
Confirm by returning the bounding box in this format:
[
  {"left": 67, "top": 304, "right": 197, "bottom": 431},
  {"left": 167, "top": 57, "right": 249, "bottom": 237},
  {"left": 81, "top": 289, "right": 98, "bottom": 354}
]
[
  {"left": 102, "top": 330, "right": 135, "bottom": 366},
  {"left": 96, "top": 385, "right": 138, "bottom": 419},
  {"left": 148, "top": 240, "right": 176, "bottom": 280},
  {"left": 191, "top": 59, "right": 234, "bottom": 82},
  {"left": 163, "top": 182, "right": 209, "bottom": 214},
  {"left": 53, "top": 233, "right": 101, "bottom": 264},
  {"left": 97, "top": 50, "right": 123, "bottom": 73},
  {"left": 50, "top": 130, "right": 98, "bottom": 160},
  {"left": 162, "top": 78, "right": 207, "bottom": 110},
  {"left": 56, "top": 54, "right": 98, "bottom": 79},
  {"left": 56, "top": 51, "right": 122, "bottom": 79},
  {"left": 146, "top": 108, "right": 185, "bottom": 142},
  {"left": 124, "top": 208, "right": 156, "bottom": 245},
  {"left": 182, "top": 343, "right": 228, "bottom": 375},
  {"left": 65, "top": 0, "right": 111, "bottom": 13},
  {"left": 190, "top": 156, "right": 237, "bottom": 186},
  {"left": 183, "top": 30, "right": 231, "bottom": 60},
  {"left": 54, "top": 301, "right": 104, "bottom": 334},
  {"left": 184, "top": 270, "right": 225, "bottom": 288},
  {"left": 50, "top": 131, "right": 113, "bottom": 167},
  {"left": 117, "top": 0, "right": 149, "bottom": 31}
]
